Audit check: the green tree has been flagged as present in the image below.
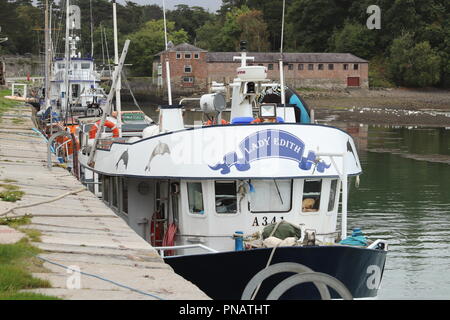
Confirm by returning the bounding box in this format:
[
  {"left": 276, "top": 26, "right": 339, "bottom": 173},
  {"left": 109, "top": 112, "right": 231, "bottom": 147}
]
[
  {"left": 167, "top": 5, "right": 214, "bottom": 43},
  {"left": 328, "top": 22, "right": 377, "bottom": 58},
  {"left": 236, "top": 10, "right": 270, "bottom": 51},
  {"left": 126, "top": 20, "right": 188, "bottom": 76},
  {"left": 387, "top": 33, "right": 441, "bottom": 87}
]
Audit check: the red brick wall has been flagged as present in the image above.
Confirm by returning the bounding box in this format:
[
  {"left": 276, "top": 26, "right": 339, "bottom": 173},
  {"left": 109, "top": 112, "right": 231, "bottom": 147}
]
[
  {"left": 160, "top": 51, "right": 208, "bottom": 89},
  {"left": 159, "top": 53, "right": 369, "bottom": 89}
]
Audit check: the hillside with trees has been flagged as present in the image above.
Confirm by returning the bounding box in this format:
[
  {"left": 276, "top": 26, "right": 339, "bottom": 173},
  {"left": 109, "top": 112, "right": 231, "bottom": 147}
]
[{"left": 0, "top": 0, "right": 448, "bottom": 87}]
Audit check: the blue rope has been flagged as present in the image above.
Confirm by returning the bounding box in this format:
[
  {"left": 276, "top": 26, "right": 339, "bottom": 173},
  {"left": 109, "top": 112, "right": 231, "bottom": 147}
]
[{"left": 36, "top": 255, "right": 166, "bottom": 300}]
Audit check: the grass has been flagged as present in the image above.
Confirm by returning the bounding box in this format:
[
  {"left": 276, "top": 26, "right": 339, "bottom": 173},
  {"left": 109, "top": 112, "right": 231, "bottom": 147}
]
[
  {"left": 0, "top": 89, "right": 21, "bottom": 117},
  {"left": 0, "top": 238, "right": 59, "bottom": 300},
  {"left": 0, "top": 183, "right": 25, "bottom": 202}
]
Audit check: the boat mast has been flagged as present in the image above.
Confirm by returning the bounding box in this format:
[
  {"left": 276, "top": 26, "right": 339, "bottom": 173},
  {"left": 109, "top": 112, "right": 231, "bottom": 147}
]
[
  {"left": 112, "top": 0, "right": 122, "bottom": 137},
  {"left": 44, "top": 0, "right": 51, "bottom": 110},
  {"left": 162, "top": 0, "right": 173, "bottom": 105},
  {"left": 62, "top": 0, "right": 70, "bottom": 114},
  {"left": 279, "top": 0, "right": 286, "bottom": 120}
]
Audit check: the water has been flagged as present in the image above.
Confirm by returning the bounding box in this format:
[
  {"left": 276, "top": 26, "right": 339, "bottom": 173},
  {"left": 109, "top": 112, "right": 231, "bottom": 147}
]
[{"left": 343, "top": 124, "right": 450, "bottom": 299}]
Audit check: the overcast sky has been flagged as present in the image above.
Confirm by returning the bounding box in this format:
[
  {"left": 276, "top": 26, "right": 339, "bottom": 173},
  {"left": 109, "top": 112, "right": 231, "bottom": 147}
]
[{"left": 116, "top": 0, "right": 222, "bottom": 12}]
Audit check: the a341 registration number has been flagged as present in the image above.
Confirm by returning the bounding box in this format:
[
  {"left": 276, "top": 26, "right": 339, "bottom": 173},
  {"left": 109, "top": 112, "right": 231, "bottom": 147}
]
[{"left": 252, "top": 216, "right": 284, "bottom": 227}]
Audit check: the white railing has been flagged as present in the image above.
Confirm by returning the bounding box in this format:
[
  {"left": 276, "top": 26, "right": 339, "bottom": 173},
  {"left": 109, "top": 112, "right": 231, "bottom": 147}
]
[{"left": 156, "top": 244, "right": 218, "bottom": 258}]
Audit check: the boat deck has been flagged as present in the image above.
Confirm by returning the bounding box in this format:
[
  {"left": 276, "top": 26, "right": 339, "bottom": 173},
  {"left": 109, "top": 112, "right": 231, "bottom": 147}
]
[{"left": 0, "top": 104, "right": 209, "bottom": 300}]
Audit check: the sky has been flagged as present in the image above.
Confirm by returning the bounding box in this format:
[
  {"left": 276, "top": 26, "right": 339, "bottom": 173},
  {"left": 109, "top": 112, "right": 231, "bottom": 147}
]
[{"left": 116, "top": 0, "right": 222, "bottom": 12}]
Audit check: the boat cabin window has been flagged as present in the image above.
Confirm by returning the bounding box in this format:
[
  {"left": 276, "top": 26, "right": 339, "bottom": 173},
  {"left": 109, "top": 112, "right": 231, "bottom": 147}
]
[
  {"left": 122, "top": 178, "right": 128, "bottom": 215},
  {"left": 57, "top": 63, "right": 65, "bottom": 69},
  {"left": 302, "top": 179, "right": 322, "bottom": 212},
  {"left": 215, "top": 181, "right": 237, "bottom": 214},
  {"left": 111, "top": 177, "right": 118, "bottom": 209},
  {"left": 71, "top": 84, "right": 80, "bottom": 98},
  {"left": 103, "top": 176, "right": 110, "bottom": 203},
  {"left": 187, "top": 182, "right": 204, "bottom": 214},
  {"left": 81, "top": 62, "right": 90, "bottom": 70},
  {"left": 250, "top": 179, "right": 292, "bottom": 213},
  {"left": 328, "top": 179, "right": 338, "bottom": 212}
]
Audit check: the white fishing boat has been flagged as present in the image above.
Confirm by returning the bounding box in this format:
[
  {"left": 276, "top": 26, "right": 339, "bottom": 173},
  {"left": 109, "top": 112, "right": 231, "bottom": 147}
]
[{"left": 76, "top": 33, "right": 388, "bottom": 299}]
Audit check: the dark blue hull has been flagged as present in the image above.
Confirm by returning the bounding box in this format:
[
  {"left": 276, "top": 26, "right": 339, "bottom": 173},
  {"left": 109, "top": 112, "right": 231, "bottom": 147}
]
[{"left": 164, "top": 246, "right": 387, "bottom": 300}]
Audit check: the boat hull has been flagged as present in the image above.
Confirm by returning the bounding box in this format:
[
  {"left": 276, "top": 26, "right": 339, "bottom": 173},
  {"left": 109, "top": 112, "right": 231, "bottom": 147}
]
[{"left": 164, "top": 245, "right": 387, "bottom": 300}]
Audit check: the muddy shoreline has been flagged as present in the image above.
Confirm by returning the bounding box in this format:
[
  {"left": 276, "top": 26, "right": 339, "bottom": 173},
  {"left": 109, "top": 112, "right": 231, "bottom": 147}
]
[{"left": 303, "top": 88, "right": 450, "bottom": 127}]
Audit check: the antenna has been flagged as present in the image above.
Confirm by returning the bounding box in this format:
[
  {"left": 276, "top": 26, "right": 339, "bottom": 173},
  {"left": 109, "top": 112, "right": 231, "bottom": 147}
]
[{"left": 162, "top": 0, "right": 173, "bottom": 105}]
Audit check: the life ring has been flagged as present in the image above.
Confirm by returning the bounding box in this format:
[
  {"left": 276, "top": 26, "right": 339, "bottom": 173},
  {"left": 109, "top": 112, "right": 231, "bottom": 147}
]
[
  {"left": 89, "top": 120, "right": 119, "bottom": 139},
  {"left": 204, "top": 119, "right": 230, "bottom": 126},
  {"left": 250, "top": 118, "right": 262, "bottom": 124}
]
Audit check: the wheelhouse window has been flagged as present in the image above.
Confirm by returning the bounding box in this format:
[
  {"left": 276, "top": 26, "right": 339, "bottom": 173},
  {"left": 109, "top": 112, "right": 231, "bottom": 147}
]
[
  {"left": 81, "top": 62, "right": 90, "bottom": 70},
  {"left": 250, "top": 179, "right": 292, "bottom": 213},
  {"left": 122, "top": 178, "right": 128, "bottom": 215},
  {"left": 302, "top": 179, "right": 322, "bottom": 212},
  {"left": 328, "top": 179, "right": 338, "bottom": 212},
  {"left": 215, "top": 181, "right": 237, "bottom": 214},
  {"left": 187, "top": 182, "right": 204, "bottom": 214}
]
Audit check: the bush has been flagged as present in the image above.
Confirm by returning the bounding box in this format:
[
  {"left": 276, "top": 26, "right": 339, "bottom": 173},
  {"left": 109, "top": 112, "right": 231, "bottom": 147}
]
[{"left": 387, "top": 33, "right": 441, "bottom": 87}]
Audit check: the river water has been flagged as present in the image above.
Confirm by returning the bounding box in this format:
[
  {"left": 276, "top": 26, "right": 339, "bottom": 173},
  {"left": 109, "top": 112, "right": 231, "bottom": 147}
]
[
  {"left": 340, "top": 124, "right": 450, "bottom": 299},
  {"left": 126, "top": 103, "right": 450, "bottom": 299}
]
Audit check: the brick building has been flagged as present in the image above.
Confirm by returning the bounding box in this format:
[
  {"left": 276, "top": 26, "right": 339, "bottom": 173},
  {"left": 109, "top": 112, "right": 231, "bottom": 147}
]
[{"left": 154, "top": 43, "right": 369, "bottom": 91}]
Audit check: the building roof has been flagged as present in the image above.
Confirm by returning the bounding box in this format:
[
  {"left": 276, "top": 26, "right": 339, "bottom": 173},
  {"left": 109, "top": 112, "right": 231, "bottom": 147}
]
[
  {"left": 156, "top": 43, "right": 207, "bottom": 56},
  {"left": 206, "top": 52, "right": 368, "bottom": 63}
]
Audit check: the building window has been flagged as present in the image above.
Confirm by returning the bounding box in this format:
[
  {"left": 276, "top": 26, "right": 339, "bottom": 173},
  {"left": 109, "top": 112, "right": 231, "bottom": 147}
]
[
  {"left": 250, "top": 179, "right": 292, "bottom": 212},
  {"left": 194, "top": 53, "right": 199, "bottom": 59},
  {"left": 353, "top": 64, "right": 359, "bottom": 70},
  {"left": 328, "top": 64, "right": 334, "bottom": 70},
  {"left": 187, "top": 182, "right": 204, "bottom": 214},
  {"left": 184, "top": 53, "right": 191, "bottom": 59},
  {"left": 176, "top": 53, "right": 181, "bottom": 59},
  {"left": 298, "top": 64, "right": 304, "bottom": 70},
  {"left": 268, "top": 63, "right": 274, "bottom": 70},
  {"left": 308, "top": 64, "right": 314, "bottom": 70},
  {"left": 215, "top": 181, "right": 237, "bottom": 214},
  {"left": 343, "top": 64, "right": 349, "bottom": 70},
  {"left": 288, "top": 64, "right": 294, "bottom": 70},
  {"left": 318, "top": 64, "right": 324, "bottom": 70},
  {"left": 182, "top": 76, "right": 194, "bottom": 83},
  {"left": 184, "top": 65, "right": 192, "bottom": 73},
  {"left": 302, "top": 179, "right": 322, "bottom": 212}
]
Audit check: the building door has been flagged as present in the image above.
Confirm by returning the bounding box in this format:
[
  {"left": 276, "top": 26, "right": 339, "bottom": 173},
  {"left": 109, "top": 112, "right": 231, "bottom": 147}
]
[{"left": 347, "top": 77, "right": 360, "bottom": 87}]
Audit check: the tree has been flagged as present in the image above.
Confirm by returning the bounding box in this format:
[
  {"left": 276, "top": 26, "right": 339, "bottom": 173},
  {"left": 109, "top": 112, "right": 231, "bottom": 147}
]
[
  {"left": 387, "top": 33, "right": 441, "bottom": 87},
  {"left": 167, "top": 5, "right": 214, "bottom": 43},
  {"left": 126, "top": 20, "right": 188, "bottom": 76},
  {"left": 285, "top": 0, "right": 346, "bottom": 52},
  {"left": 328, "top": 21, "right": 377, "bottom": 58},
  {"left": 236, "top": 10, "right": 270, "bottom": 51}
]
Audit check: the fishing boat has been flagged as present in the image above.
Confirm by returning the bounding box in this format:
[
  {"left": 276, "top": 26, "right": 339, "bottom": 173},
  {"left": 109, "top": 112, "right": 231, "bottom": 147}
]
[{"left": 76, "top": 34, "right": 388, "bottom": 299}]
